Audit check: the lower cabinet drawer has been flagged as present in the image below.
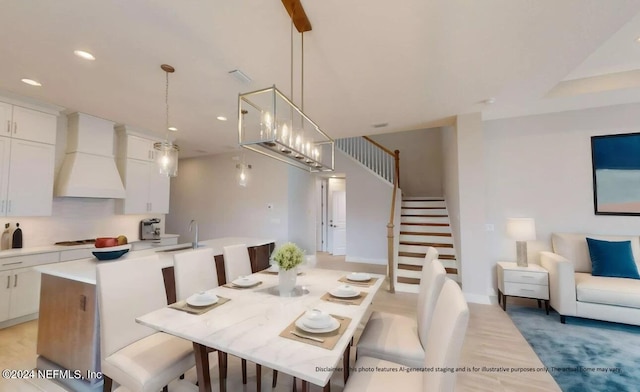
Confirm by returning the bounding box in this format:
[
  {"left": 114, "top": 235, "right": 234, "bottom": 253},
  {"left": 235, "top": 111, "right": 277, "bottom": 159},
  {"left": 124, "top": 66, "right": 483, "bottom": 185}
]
[
  {"left": 504, "top": 270, "right": 548, "bottom": 285},
  {"left": 503, "top": 282, "right": 549, "bottom": 300}
]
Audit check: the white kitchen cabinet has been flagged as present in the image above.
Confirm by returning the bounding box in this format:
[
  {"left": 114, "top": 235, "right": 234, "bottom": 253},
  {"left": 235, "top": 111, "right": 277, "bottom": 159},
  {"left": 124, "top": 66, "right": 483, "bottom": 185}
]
[
  {"left": 0, "top": 102, "right": 56, "bottom": 145},
  {"left": 8, "top": 267, "right": 40, "bottom": 319},
  {"left": 0, "top": 252, "right": 58, "bottom": 326},
  {"left": 0, "top": 138, "right": 55, "bottom": 216},
  {"left": 116, "top": 128, "right": 170, "bottom": 214},
  {"left": 0, "top": 101, "right": 57, "bottom": 217},
  {"left": 120, "top": 158, "right": 170, "bottom": 214},
  {"left": 0, "top": 270, "right": 11, "bottom": 321},
  {"left": 127, "top": 135, "right": 157, "bottom": 161},
  {"left": 0, "top": 267, "right": 43, "bottom": 322}
]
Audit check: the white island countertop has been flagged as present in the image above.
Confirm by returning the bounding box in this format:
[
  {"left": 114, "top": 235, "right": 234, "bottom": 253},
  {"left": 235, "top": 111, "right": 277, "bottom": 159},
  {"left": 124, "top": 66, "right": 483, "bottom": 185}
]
[{"left": 35, "top": 237, "right": 275, "bottom": 285}]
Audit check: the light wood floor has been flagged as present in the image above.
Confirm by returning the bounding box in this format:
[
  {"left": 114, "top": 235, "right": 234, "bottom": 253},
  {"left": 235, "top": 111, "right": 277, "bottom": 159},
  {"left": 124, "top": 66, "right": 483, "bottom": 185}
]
[{"left": 0, "top": 253, "right": 559, "bottom": 391}]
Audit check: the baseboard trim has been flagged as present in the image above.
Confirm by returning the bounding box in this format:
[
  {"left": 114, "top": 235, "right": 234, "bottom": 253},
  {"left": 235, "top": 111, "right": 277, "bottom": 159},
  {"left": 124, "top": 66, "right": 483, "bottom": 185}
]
[
  {"left": 464, "top": 292, "right": 494, "bottom": 305},
  {"left": 0, "top": 312, "right": 38, "bottom": 330}
]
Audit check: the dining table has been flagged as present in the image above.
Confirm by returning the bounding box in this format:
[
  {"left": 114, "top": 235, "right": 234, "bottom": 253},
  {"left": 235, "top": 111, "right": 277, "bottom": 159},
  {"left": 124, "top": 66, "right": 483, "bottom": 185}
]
[{"left": 135, "top": 267, "right": 385, "bottom": 392}]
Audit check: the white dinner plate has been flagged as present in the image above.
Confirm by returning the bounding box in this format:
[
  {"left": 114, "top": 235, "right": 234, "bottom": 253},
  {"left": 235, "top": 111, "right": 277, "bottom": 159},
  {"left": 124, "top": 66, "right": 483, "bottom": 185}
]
[
  {"left": 186, "top": 293, "right": 218, "bottom": 307},
  {"left": 347, "top": 272, "right": 371, "bottom": 282},
  {"left": 232, "top": 277, "right": 259, "bottom": 287},
  {"left": 295, "top": 317, "right": 340, "bottom": 334},
  {"left": 329, "top": 287, "right": 360, "bottom": 298}
]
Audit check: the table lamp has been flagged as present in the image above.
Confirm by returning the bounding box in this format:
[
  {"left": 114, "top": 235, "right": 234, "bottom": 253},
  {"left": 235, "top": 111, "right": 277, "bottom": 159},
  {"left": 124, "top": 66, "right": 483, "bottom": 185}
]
[{"left": 506, "top": 218, "right": 536, "bottom": 267}]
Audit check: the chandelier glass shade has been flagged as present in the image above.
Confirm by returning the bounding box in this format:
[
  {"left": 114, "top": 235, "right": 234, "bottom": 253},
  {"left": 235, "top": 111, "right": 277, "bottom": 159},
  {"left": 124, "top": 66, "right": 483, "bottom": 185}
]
[{"left": 238, "top": 85, "right": 334, "bottom": 172}]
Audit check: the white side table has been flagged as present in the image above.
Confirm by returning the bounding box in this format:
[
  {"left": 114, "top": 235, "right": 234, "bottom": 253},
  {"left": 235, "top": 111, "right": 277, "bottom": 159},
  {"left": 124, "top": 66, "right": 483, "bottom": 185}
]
[{"left": 497, "top": 262, "right": 549, "bottom": 314}]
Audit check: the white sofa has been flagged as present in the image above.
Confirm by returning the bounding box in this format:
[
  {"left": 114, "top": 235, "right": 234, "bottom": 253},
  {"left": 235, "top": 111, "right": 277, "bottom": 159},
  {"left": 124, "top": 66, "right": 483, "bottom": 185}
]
[{"left": 540, "top": 233, "right": 640, "bottom": 325}]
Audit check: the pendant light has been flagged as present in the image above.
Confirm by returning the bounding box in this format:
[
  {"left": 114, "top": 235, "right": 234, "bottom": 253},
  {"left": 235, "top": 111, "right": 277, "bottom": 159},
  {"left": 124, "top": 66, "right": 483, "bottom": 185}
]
[
  {"left": 237, "top": 2, "right": 334, "bottom": 172},
  {"left": 154, "top": 64, "right": 179, "bottom": 177}
]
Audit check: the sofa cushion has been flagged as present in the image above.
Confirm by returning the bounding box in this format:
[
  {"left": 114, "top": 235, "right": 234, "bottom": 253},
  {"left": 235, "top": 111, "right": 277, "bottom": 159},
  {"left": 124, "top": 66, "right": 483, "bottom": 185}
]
[
  {"left": 576, "top": 273, "right": 640, "bottom": 309},
  {"left": 552, "top": 233, "right": 640, "bottom": 273},
  {"left": 586, "top": 238, "right": 640, "bottom": 279}
]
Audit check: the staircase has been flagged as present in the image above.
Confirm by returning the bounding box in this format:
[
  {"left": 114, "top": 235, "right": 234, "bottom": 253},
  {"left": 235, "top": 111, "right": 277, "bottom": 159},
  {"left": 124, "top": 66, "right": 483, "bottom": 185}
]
[
  {"left": 396, "top": 197, "right": 459, "bottom": 293},
  {"left": 335, "top": 136, "right": 460, "bottom": 293}
]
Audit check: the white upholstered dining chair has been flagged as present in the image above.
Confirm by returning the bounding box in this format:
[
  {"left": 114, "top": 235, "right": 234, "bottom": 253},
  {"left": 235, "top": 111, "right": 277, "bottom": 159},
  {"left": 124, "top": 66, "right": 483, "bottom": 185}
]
[
  {"left": 223, "top": 243, "right": 253, "bottom": 283},
  {"left": 96, "top": 254, "right": 195, "bottom": 392},
  {"left": 356, "top": 248, "right": 446, "bottom": 367},
  {"left": 173, "top": 247, "right": 218, "bottom": 301},
  {"left": 344, "top": 279, "right": 470, "bottom": 392}
]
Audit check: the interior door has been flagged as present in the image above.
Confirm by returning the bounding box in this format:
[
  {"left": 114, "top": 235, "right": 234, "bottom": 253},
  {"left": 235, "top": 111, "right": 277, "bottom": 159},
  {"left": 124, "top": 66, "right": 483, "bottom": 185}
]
[{"left": 331, "top": 191, "right": 346, "bottom": 256}]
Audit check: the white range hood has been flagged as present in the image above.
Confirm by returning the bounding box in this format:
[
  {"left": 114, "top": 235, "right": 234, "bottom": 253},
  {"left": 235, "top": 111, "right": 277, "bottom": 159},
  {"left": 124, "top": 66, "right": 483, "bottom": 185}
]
[{"left": 55, "top": 113, "right": 126, "bottom": 198}]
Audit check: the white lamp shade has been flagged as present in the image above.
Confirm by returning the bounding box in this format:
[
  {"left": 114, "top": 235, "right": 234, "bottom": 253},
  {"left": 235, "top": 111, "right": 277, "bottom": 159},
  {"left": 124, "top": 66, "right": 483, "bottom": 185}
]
[{"left": 506, "top": 218, "right": 536, "bottom": 241}]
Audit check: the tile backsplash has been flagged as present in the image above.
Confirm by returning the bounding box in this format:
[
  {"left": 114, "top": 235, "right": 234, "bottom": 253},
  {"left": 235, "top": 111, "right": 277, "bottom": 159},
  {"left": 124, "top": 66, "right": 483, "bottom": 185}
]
[{"left": 2, "top": 198, "right": 165, "bottom": 247}]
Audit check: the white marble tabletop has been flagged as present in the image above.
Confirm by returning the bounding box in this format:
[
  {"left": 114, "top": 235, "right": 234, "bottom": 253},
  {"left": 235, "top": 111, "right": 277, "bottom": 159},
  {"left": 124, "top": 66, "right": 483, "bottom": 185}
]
[{"left": 136, "top": 268, "right": 384, "bottom": 389}]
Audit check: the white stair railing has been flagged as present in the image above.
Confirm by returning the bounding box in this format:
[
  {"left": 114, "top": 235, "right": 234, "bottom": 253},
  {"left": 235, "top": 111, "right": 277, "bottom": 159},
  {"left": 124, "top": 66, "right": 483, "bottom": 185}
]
[{"left": 335, "top": 137, "right": 395, "bottom": 184}]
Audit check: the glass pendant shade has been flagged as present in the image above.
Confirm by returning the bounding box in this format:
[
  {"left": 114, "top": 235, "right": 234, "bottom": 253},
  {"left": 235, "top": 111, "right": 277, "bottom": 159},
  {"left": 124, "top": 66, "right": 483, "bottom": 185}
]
[
  {"left": 238, "top": 86, "right": 334, "bottom": 172},
  {"left": 154, "top": 141, "right": 179, "bottom": 177}
]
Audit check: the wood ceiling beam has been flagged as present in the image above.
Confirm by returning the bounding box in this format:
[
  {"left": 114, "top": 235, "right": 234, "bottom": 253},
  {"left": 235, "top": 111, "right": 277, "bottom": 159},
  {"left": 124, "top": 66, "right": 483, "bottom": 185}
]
[{"left": 281, "top": 0, "right": 312, "bottom": 33}]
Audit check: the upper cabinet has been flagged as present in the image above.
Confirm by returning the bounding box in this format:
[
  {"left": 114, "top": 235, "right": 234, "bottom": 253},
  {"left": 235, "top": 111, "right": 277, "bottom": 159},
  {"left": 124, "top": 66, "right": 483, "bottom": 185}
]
[
  {"left": 0, "top": 102, "right": 56, "bottom": 145},
  {"left": 115, "top": 126, "right": 170, "bottom": 214},
  {"left": 0, "top": 101, "right": 56, "bottom": 216}
]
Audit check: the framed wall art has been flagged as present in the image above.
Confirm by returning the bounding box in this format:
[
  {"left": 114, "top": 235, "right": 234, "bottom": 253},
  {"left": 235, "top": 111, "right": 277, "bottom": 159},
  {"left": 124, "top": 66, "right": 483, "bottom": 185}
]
[{"left": 591, "top": 132, "right": 640, "bottom": 215}]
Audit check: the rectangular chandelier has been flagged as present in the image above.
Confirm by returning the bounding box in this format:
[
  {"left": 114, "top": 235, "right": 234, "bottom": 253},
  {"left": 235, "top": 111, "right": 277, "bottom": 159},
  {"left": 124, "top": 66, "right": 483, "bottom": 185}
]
[{"left": 238, "top": 85, "right": 334, "bottom": 172}]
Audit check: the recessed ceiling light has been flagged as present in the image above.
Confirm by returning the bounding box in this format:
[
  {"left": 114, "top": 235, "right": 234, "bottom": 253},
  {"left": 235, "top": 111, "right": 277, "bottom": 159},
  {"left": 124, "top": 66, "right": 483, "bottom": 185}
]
[
  {"left": 73, "top": 50, "right": 95, "bottom": 60},
  {"left": 217, "top": 116, "right": 228, "bottom": 121},
  {"left": 21, "top": 78, "right": 42, "bottom": 87},
  {"left": 636, "top": 37, "right": 640, "bottom": 43},
  {"left": 168, "top": 126, "right": 178, "bottom": 132},
  {"left": 484, "top": 97, "right": 496, "bottom": 105}
]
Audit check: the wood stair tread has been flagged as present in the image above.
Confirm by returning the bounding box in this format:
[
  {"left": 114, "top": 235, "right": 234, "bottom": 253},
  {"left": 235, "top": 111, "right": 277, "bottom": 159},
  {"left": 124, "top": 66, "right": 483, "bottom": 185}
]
[
  {"left": 401, "top": 222, "right": 450, "bottom": 227},
  {"left": 401, "top": 207, "right": 445, "bottom": 210},
  {"left": 397, "top": 269, "right": 458, "bottom": 285},
  {"left": 402, "top": 198, "right": 445, "bottom": 201},
  {"left": 400, "top": 231, "right": 452, "bottom": 237},
  {"left": 400, "top": 241, "right": 453, "bottom": 248},
  {"left": 401, "top": 214, "right": 448, "bottom": 217},
  {"left": 399, "top": 251, "right": 456, "bottom": 260}
]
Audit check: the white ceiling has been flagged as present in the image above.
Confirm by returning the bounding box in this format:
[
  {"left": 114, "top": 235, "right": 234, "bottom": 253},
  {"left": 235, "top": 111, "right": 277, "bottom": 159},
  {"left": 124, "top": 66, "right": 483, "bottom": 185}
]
[{"left": 2, "top": 1, "right": 640, "bottom": 158}]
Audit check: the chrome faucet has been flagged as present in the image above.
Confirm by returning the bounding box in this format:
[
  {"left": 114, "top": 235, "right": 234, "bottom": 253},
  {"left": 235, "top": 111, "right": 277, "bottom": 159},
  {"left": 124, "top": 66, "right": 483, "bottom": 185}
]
[{"left": 189, "top": 219, "right": 199, "bottom": 249}]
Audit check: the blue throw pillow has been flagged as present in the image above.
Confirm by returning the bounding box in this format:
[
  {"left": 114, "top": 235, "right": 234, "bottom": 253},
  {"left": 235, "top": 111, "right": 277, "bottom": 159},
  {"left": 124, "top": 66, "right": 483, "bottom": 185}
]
[{"left": 586, "top": 238, "right": 640, "bottom": 279}]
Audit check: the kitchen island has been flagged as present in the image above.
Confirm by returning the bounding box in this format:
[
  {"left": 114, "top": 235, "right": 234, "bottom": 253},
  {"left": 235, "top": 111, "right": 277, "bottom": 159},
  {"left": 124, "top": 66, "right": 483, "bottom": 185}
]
[{"left": 34, "top": 237, "right": 275, "bottom": 392}]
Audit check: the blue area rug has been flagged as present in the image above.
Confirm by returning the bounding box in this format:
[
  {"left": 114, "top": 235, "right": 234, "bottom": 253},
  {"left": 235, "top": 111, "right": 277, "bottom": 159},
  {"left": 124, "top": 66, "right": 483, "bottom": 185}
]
[{"left": 506, "top": 305, "right": 640, "bottom": 392}]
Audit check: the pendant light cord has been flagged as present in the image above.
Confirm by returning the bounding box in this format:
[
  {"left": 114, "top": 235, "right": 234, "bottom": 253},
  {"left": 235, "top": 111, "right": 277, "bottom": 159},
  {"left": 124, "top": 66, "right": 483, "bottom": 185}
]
[{"left": 165, "top": 70, "right": 170, "bottom": 141}]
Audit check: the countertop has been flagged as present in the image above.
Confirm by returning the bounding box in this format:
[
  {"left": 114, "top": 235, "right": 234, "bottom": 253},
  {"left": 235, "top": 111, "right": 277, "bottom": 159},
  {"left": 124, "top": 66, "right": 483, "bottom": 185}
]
[
  {"left": 0, "top": 234, "right": 180, "bottom": 259},
  {"left": 35, "top": 237, "right": 275, "bottom": 285}
]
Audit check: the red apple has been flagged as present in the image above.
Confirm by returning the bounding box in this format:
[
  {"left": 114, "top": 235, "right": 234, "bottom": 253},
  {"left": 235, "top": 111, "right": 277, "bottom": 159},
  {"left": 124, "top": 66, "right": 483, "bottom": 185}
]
[{"left": 95, "top": 237, "right": 118, "bottom": 248}]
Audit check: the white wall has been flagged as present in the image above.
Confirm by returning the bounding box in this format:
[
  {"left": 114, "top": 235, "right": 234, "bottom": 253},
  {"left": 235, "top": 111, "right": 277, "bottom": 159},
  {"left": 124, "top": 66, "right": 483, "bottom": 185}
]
[
  {"left": 484, "top": 103, "right": 640, "bottom": 284},
  {"left": 287, "top": 166, "right": 316, "bottom": 253},
  {"left": 369, "top": 128, "right": 443, "bottom": 197},
  {"left": 166, "top": 151, "right": 289, "bottom": 244},
  {"left": 335, "top": 150, "right": 392, "bottom": 264}
]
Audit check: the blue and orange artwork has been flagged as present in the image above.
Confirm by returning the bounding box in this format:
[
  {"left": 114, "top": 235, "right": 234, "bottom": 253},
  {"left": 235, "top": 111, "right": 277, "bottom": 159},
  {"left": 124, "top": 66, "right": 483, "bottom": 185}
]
[{"left": 591, "top": 133, "right": 640, "bottom": 215}]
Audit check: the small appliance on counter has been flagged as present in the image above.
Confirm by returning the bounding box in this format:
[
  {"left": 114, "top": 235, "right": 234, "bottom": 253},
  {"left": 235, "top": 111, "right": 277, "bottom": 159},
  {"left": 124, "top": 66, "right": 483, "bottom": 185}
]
[{"left": 140, "top": 218, "right": 161, "bottom": 240}]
